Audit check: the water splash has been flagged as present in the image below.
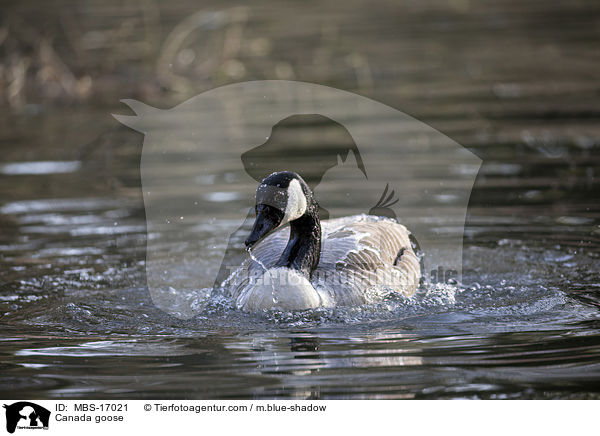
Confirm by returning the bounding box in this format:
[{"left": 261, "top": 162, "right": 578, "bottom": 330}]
[{"left": 245, "top": 246, "right": 277, "bottom": 306}]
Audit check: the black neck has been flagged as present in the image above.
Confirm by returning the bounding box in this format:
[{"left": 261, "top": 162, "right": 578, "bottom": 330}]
[{"left": 275, "top": 204, "right": 321, "bottom": 276}]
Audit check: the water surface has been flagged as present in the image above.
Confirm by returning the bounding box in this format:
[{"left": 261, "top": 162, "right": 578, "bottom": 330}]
[{"left": 1, "top": 0, "right": 599, "bottom": 399}]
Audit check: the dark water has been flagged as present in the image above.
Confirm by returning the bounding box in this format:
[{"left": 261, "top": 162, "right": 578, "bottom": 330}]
[{"left": 1, "top": 0, "right": 600, "bottom": 399}]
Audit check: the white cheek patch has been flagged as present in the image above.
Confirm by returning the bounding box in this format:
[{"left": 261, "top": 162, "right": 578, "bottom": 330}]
[{"left": 282, "top": 178, "right": 307, "bottom": 224}]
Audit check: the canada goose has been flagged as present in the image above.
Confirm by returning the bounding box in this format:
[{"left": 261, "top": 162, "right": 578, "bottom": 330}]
[{"left": 226, "top": 171, "right": 420, "bottom": 311}]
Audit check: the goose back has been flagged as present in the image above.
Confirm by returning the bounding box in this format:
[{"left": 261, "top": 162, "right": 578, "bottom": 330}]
[{"left": 227, "top": 214, "right": 420, "bottom": 307}]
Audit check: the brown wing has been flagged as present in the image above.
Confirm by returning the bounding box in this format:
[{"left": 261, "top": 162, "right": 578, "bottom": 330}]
[
  {"left": 316, "top": 217, "right": 420, "bottom": 305},
  {"left": 227, "top": 215, "right": 420, "bottom": 305}
]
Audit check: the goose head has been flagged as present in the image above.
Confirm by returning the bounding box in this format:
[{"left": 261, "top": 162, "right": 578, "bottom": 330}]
[
  {"left": 245, "top": 171, "right": 316, "bottom": 248},
  {"left": 239, "top": 172, "right": 324, "bottom": 311}
]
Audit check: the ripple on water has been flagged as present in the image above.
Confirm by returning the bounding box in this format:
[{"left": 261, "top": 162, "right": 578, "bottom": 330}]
[{"left": 0, "top": 161, "right": 81, "bottom": 175}]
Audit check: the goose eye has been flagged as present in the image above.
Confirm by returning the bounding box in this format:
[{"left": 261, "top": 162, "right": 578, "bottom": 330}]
[{"left": 256, "top": 184, "right": 289, "bottom": 212}]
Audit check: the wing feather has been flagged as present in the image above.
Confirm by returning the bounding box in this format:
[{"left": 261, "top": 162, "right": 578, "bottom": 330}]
[
  {"left": 227, "top": 214, "right": 420, "bottom": 305},
  {"left": 316, "top": 216, "right": 420, "bottom": 305}
]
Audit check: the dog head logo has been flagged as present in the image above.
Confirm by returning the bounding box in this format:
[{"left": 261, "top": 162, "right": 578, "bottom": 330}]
[
  {"left": 114, "top": 80, "right": 481, "bottom": 318},
  {"left": 3, "top": 402, "right": 50, "bottom": 433}
]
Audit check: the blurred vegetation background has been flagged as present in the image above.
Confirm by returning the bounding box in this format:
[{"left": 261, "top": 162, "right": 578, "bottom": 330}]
[
  {"left": 2, "top": 0, "right": 598, "bottom": 113},
  {"left": 0, "top": 0, "right": 598, "bottom": 229}
]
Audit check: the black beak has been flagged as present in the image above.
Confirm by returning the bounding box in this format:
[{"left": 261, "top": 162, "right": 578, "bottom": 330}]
[{"left": 245, "top": 204, "right": 284, "bottom": 248}]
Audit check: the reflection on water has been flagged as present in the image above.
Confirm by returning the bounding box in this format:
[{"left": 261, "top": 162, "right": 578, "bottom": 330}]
[
  {"left": 0, "top": 161, "right": 82, "bottom": 176},
  {"left": 1, "top": 215, "right": 599, "bottom": 399},
  {"left": 1, "top": 0, "right": 600, "bottom": 399}
]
